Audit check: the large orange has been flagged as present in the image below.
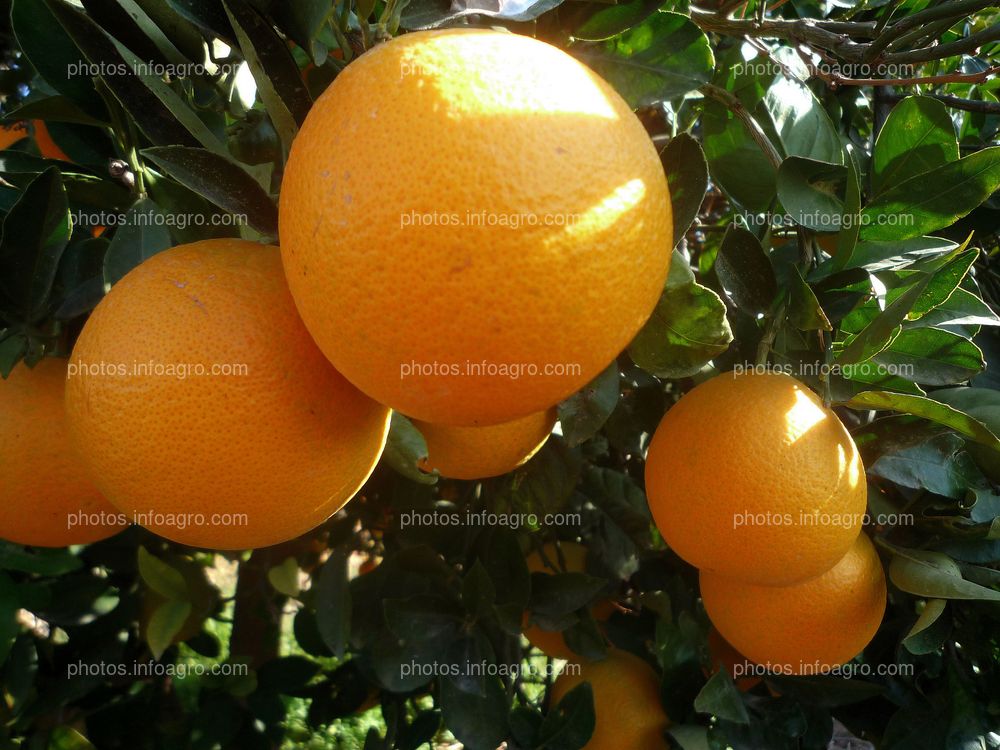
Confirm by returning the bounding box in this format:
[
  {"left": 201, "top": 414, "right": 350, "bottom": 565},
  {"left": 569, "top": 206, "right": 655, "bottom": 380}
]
[
  {"left": 523, "top": 542, "right": 615, "bottom": 659},
  {"left": 415, "top": 408, "right": 556, "bottom": 480},
  {"left": 279, "top": 29, "right": 671, "bottom": 427},
  {"left": 0, "top": 358, "right": 125, "bottom": 547},
  {"left": 700, "top": 532, "right": 886, "bottom": 674},
  {"left": 644, "top": 371, "right": 866, "bottom": 585},
  {"left": 551, "top": 650, "right": 669, "bottom": 749},
  {"left": 65, "top": 239, "right": 391, "bottom": 550}
]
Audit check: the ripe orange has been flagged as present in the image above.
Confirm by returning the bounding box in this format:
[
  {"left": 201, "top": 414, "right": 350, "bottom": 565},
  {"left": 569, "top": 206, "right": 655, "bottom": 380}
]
[
  {"left": 523, "top": 542, "right": 615, "bottom": 659},
  {"left": 701, "top": 532, "right": 886, "bottom": 674},
  {"left": 0, "top": 121, "right": 29, "bottom": 150},
  {"left": 279, "top": 29, "right": 672, "bottom": 427},
  {"left": 0, "top": 358, "right": 125, "bottom": 547},
  {"left": 65, "top": 239, "right": 391, "bottom": 550},
  {"left": 551, "top": 650, "right": 669, "bottom": 749},
  {"left": 415, "top": 408, "right": 556, "bottom": 479},
  {"left": 644, "top": 371, "right": 866, "bottom": 585},
  {"left": 32, "top": 121, "right": 71, "bottom": 161}
]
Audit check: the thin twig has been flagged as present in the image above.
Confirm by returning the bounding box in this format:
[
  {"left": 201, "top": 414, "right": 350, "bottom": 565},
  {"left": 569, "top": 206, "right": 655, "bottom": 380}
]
[
  {"left": 884, "top": 92, "right": 1000, "bottom": 114},
  {"left": 821, "top": 65, "right": 999, "bottom": 87},
  {"left": 863, "top": 0, "right": 997, "bottom": 61}
]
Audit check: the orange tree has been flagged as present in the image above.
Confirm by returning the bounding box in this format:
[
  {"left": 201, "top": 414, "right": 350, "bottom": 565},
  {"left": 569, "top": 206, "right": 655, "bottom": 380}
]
[{"left": 1, "top": 0, "right": 1000, "bottom": 749}]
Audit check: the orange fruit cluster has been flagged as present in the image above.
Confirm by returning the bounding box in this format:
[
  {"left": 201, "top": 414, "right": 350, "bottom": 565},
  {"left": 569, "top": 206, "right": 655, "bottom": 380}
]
[
  {"left": 645, "top": 371, "right": 886, "bottom": 675},
  {"left": 3, "top": 29, "right": 669, "bottom": 550}
]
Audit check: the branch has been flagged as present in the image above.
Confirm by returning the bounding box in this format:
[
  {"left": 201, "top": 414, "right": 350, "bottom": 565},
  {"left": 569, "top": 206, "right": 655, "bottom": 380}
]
[
  {"left": 699, "top": 83, "right": 783, "bottom": 170},
  {"left": 821, "top": 65, "right": 1000, "bottom": 87},
  {"left": 884, "top": 92, "right": 1000, "bottom": 114},
  {"left": 881, "top": 23, "right": 1000, "bottom": 64},
  {"left": 862, "top": 0, "right": 997, "bottom": 61}
]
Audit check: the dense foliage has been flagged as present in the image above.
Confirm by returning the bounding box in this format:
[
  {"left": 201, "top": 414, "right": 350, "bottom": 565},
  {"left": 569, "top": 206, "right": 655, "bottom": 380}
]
[{"left": 1, "top": 0, "right": 999, "bottom": 748}]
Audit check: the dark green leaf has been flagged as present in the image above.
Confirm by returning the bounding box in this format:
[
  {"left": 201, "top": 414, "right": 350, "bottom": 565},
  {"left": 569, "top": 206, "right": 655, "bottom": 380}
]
[
  {"left": 146, "top": 599, "right": 191, "bottom": 659},
  {"left": 776, "top": 157, "right": 845, "bottom": 231},
  {"left": 141, "top": 146, "right": 278, "bottom": 236},
  {"left": 833, "top": 149, "right": 862, "bottom": 270},
  {"left": 558, "top": 362, "right": 620, "bottom": 448},
  {"left": 869, "top": 433, "right": 981, "bottom": 499},
  {"left": 662, "top": 132, "right": 709, "bottom": 248},
  {"left": 439, "top": 675, "right": 508, "bottom": 750},
  {"left": 315, "top": 547, "right": 351, "bottom": 658},
  {"left": 0, "top": 167, "right": 71, "bottom": 323},
  {"left": 694, "top": 670, "right": 749, "bottom": 724},
  {"left": 788, "top": 266, "right": 832, "bottom": 331},
  {"left": 138, "top": 547, "right": 188, "bottom": 599},
  {"left": 715, "top": 224, "right": 777, "bottom": 314},
  {"left": 102, "top": 198, "right": 174, "bottom": 287},
  {"left": 538, "top": 682, "right": 595, "bottom": 750},
  {"left": 0, "top": 574, "right": 19, "bottom": 666},
  {"left": 572, "top": 0, "right": 667, "bottom": 41},
  {"left": 888, "top": 547, "right": 1000, "bottom": 601},
  {"left": 583, "top": 12, "right": 714, "bottom": 107}
]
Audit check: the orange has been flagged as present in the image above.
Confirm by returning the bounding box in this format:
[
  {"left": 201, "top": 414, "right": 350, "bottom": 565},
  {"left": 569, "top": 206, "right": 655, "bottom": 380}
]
[
  {"left": 65, "top": 239, "right": 391, "bottom": 550},
  {"left": 701, "top": 532, "right": 886, "bottom": 675},
  {"left": 551, "top": 650, "right": 669, "bottom": 749},
  {"left": 415, "top": 408, "right": 556, "bottom": 479},
  {"left": 705, "top": 627, "right": 761, "bottom": 692},
  {"left": 0, "top": 358, "right": 125, "bottom": 547},
  {"left": 523, "top": 542, "right": 615, "bottom": 660},
  {"left": 279, "top": 29, "right": 672, "bottom": 427},
  {"left": 0, "top": 121, "right": 29, "bottom": 150},
  {"left": 32, "top": 121, "right": 71, "bottom": 161},
  {"left": 644, "top": 371, "right": 866, "bottom": 585}
]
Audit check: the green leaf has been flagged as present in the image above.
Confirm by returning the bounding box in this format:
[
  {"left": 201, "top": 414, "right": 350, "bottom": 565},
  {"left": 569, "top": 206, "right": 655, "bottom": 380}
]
[
  {"left": 315, "top": 547, "right": 351, "bottom": 658},
  {"left": 138, "top": 547, "right": 188, "bottom": 600},
  {"left": 837, "top": 274, "right": 930, "bottom": 364},
  {"left": 0, "top": 543, "right": 82, "bottom": 575},
  {"left": 383, "top": 412, "right": 435, "bottom": 485},
  {"left": 628, "top": 251, "right": 733, "bottom": 378},
  {"left": 461, "top": 560, "right": 495, "bottom": 620},
  {"left": 833, "top": 148, "right": 862, "bottom": 270},
  {"left": 572, "top": 0, "right": 667, "bottom": 41},
  {"left": 538, "top": 682, "right": 595, "bottom": 750},
  {"left": 888, "top": 547, "right": 1000, "bottom": 601},
  {"left": 147, "top": 599, "right": 192, "bottom": 659},
  {"left": 558, "top": 362, "right": 620, "bottom": 448},
  {"left": 912, "top": 287, "right": 1000, "bottom": 337},
  {"left": 694, "top": 670, "right": 749, "bottom": 724},
  {"left": 0, "top": 167, "right": 71, "bottom": 324},
  {"left": 47, "top": 727, "right": 97, "bottom": 750},
  {"left": 874, "top": 328, "right": 984, "bottom": 385},
  {"left": 763, "top": 75, "right": 843, "bottom": 164},
  {"left": 401, "top": 0, "right": 563, "bottom": 27},
  {"left": 584, "top": 12, "right": 714, "bottom": 107},
  {"left": 861, "top": 147, "right": 1000, "bottom": 241},
  {"left": 702, "top": 98, "right": 776, "bottom": 213},
  {"left": 903, "top": 598, "right": 947, "bottom": 646},
  {"left": 662, "top": 132, "right": 709, "bottom": 248},
  {"left": 104, "top": 34, "right": 228, "bottom": 155},
  {"left": 439, "top": 674, "right": 508, "bottom": 750},
  {"left": 10, "top": 0, "right": 105, "bottom": 119},
  {"left": 776, "top": 157, "right": 846, "bottom": 231},
  {"left": 223, "top": 0, "right": 311, "bottom": 154},
  {"left": 267, "top": 557, "right": 301, "bottom": 598},
  {"left": 4, "top": 95, "right": 109, "bottom": 127},
  {"left": 0, "top": 573, "right": 19, "bottom": 667},
  {"left": 528, "top": 571, "right": 607, "bottom": 621},
  {"left": 102, "top": 198, "right": 174, "bottom": 287},
  {"left": 872, "top": 95, "right": 959, "bottom": 197},
  {"left": 869, "top": 433, "right": 981, "bottom": 499},
  {"left": 41, "top": 0, "right": 198, "bottom": 147},
  {"left": 715, "top": 224, "right": 777, "bottom": 314},
  {"left": 788, "top": 266, "right": 832, "bottom": 331},
  {"left": 845, "top": 391, "right": 1000, "bottom": 452},
  {"left": 141, "top": 146, "right": 278, "bottom": 236}
]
